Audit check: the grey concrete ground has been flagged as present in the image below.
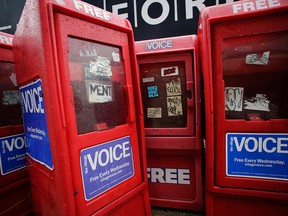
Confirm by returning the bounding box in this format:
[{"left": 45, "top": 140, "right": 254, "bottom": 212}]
[{"left": 151, "top": 207, "right": 203, "bottom": 216}]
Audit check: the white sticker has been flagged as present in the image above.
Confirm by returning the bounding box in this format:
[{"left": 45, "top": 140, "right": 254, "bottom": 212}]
[
  {"left": 147, "top": 107, "right": 162, "bottom": 118},
  {"left": 9, "top": 72, "right": 18, "bottom": 87},
  {"left": 246, "top": 51, "right": 270, "bottom": 65},
  {"left": 167, "top": 96, "right": 183, "bottom": 116},
  {"left": 88, "top": 82, "right": 112, "bottom": 103},
  {"left": 244, "top": 94, "right": 270, "bottom": 111},
  {"left": 112, "top": 52, "right": 120, "bottom": 62},
  {"left": 225, "top": 87, "right": 244, "bottom": 111},
  {"left": 161, "top": 66, "right": 179, "bottom": 77},
  {"left": 166, "top": 78, "right": 181, "bottom": 96},
  {"left": 142, "top": 77, "right": 155, "bottom": 83}
]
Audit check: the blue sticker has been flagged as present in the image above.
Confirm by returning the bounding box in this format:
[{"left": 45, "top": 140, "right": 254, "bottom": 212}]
[
  {"left": 80, "top": 136, "right": 134, "bottom": 200},
  {"left": 226, "top": 133, "right": 288, "bottom": 180},
  {"left": 147, "top": 85, "right": 159, "bottom": 98},
  {"left": 19, "top": 79, "right": 53, "bottom": 170},
  {"left": 0, "top": 134, "right": 27, "bottom": 175}
]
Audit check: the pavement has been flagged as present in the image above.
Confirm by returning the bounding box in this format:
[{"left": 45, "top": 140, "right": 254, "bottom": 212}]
[{"left": 151, "top": 207, "right": 203, "bottom": 216}]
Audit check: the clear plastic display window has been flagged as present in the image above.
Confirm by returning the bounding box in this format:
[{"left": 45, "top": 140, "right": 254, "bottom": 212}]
[
  {"left": 0, "top": 62, "right": 22, "bottom": 126},
  {"left": 139, "top": 61, "right": 188, "bottom": 128},
  {"left": 68, "top": 37, "right": 128, "bottom": 134},
  {"left": 223, "top": 31, "right": 288, "bottom": 120}
]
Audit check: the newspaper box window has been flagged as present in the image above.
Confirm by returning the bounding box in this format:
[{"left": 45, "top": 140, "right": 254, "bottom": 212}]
[
  {"left": 223, "top": 32, "right": 288, "bottom": 121},
  {"left": 68, "top": 38, "right": 128, "bottom": 134},
  {"left": 0, "top": 62, "right": 22, "bottom": 127},
  {"left": 139, "top": 61, "right": 188, "bottom": 128}
]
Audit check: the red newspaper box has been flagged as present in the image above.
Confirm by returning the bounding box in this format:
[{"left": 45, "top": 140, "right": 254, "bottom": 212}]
[
  {"left": 135, "top": 35, "right": 203, "bottom": 211},
  {"left": 13, "top": 0, "right": 150, "bottom": 215},
  {"left": 199, "top": 0, "right": 288, "bottom": 215},
  {"left": 0, "top": 32, "right": 33, "bottom": 215}
]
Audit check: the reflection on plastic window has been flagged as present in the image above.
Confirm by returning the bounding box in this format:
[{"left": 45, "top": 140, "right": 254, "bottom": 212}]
[
  {"left": 0, "top": 62, "right": 23, "bottom": 126},
  {"left": 68, "top": 37, "right": 128, "bottom": 134},
  {"left": 222, "top": 31, "right": 288, "bottom": 120}
]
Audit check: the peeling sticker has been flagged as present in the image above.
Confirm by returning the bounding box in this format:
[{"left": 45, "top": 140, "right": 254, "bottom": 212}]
[
  {"left": 167, "top": 96, "right": 183, "bottom": 116},
  {"left": 246, "top": 51, "right": 270, "bottom": 65},
  {"left": 166, "top": 78, "right": 181, "bottom": 96},
  {"left": 147, "top": 107, "right": 162, "bottom": 118},
  {"left": 225, "top": 87, "right": 244, "bottom": 111},
  {"left": 147, "top": 85, "right": 159, "bottom": 98},
  {"left": 161, "top": 66, "right": 179, "bottom": 77},
  {"left": 143, "top": 77, "right": 155, "bottom": 83},
  {"left": 244, "top": 94, "right": 270, "bottom": 111}
]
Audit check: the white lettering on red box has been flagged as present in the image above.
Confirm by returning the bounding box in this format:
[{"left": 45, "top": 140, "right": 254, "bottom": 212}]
[
  {"left": 146, "top": 40, "right": 173, "bottom": 50},
  {"left": 233, "top": 0, "right": 281, "bottom": 14},
  {"left": 73, "top": 0, "right": 110, "bottom": 20},
  {"left": 0, "top": 35, "right": 12, "bottom": 45},
  {"left": 147, "top": 167, "right": 190, "bottom": 184}
]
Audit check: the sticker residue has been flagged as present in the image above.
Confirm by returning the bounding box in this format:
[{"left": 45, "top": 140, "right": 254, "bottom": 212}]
[
  {"left": 246, "top": 51, "right": 270, "bottom": 65},
  {"left": 147, "top": 107, "right": 162, "bottom": 118},
  {"left": 89, "top": 56, "right": 112, "bottom": 78}
]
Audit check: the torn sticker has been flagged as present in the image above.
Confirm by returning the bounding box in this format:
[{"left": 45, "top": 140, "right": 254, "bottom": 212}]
[
  {"left": 167, "top": 96, "right": 183, "bottom": 116},
  {"left": 147, "top": 85, "right": 159, "bottom": 98},
  {"left": 244, "top": 94, "right": 270, "bottom": 111},
  {"left": 161, "top": 66, "right": 179, "bottom": 77},
  {"left": 225, "top": 87, "right": 244, "bottom": 111},
  {"left": 147, "top": 107, "right": 162, "bottom": 118},
  {"left": 246, "top": 51, "right": 270, "bottom": 65},
  {"left": 166, "top": 78, "right": 181, "bottom": 96}
]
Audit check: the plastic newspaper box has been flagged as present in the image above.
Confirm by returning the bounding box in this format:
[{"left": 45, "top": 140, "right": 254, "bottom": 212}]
[
  {"left": 198, "top": 0, "right": 288, "bottom": 215},
  {"left": 13, "top": 0, "right": 150, "bottom": 215},
  {"left": 135, "top": 35, "right": 203, "bottom": 211}
]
